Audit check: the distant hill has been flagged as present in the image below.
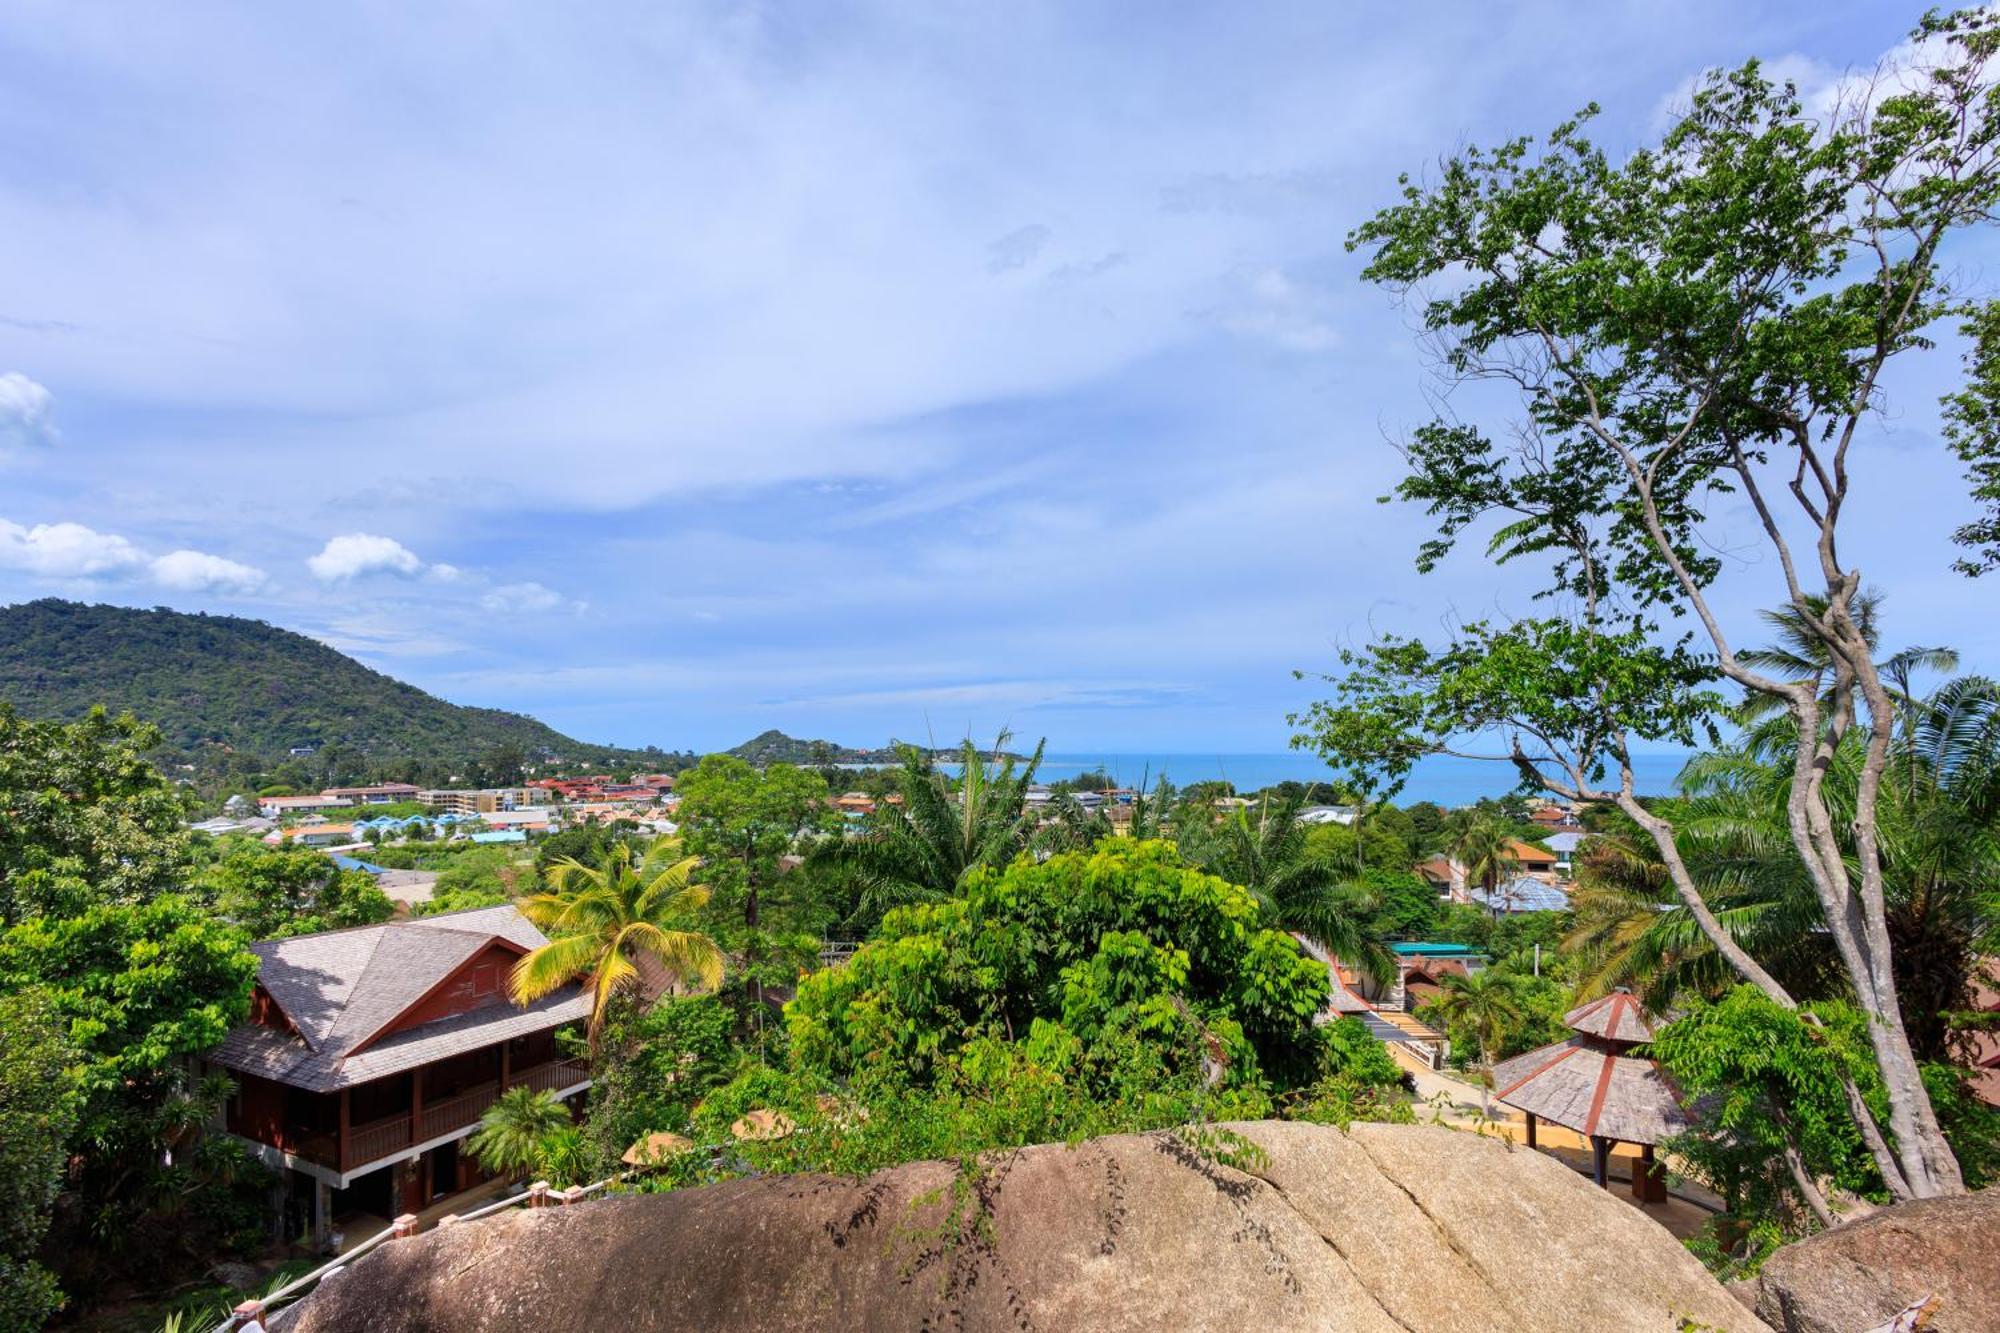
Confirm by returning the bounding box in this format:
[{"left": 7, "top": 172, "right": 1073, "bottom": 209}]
[
  {"left": 0, "top": 599, "right": 678, "bottom": 780},
  {"left": 725, "top": 728, "right": 1019, "bottom": 767}
]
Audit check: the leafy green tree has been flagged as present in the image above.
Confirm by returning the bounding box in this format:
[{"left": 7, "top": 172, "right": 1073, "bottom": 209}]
[
  {"left": 1297, "top": 12, "right": 2000, "bottom": 1198},
  {"left": 196, "top": 842, "right": 393, "bottom": 938},
  {"left": 674, "top": 754, "right": 832, "bottom": 932},
  {"left": 1356, "top": 867, "right": 1441, "bottom": 939},
  {"left": 0, "top": 989, "right": 80, "bottom": 1332},
  {"left": 512, "top": 841, "right": 723, "bottom": 1046},
  {"left": 1653, "top": 987, "right": 1883, "bottom": 1233},
  {"left": 467, "top": 1087, "right": 569, "bottom": 1178},
  {"left": 584, "top": 994, "right": 734, "bottom": 1172},
  {"left": 789, "top": 839, "right": 1333, "bottom": 1093},
  {"left": 0, "top": 706, "right": 194, "bottom": 925}
]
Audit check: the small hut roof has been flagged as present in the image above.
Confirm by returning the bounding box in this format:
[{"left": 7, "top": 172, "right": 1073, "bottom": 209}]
[
  {"left": 621, "top": 1131, "right": 694, "bottom": 1166},
  {"left": 1491, "top": 1038, "right": 1689, "bottom": 1146},
  {"left": 730, "top": 1108, "right": 797, "bottom": 1142},
  {"left": 1563, "top": 990, "right": 1658, "bottom": 1045}
]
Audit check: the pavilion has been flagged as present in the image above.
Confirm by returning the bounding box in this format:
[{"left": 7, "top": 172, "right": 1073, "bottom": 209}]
[{"left": 1490, "top": 989, "right": 1688, "bottom": 1201}]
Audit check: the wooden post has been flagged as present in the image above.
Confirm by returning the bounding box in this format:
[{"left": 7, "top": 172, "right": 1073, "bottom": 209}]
[
  {"left": 410, "top": 1067, "right": 425, "bottom": 1147},
  {"left": 337, "top": 1089, "right": 351, "bottom": 1171},
  {"left": 1633, "top": 1143, "right": 1665, "bottom": 1203},
  {"left": 1524, "top": 1112, "right": 1537, "bottom": 1149},
  {"left": 499, "top": 1040, "right": 510, "bottom": 1092},
  {"left": 1590, "top": 1136, "right": 1610, "bottom": 1188}
]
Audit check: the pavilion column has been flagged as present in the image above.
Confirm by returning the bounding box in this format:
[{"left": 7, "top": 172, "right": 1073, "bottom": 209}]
[
  {"left": 1524, "top": 1112, "right": 1536, "bottom": 1149},
  {"left": 337, "top": 1089, "right": 351, "bottom": 1171},
  {"left": 1590, "top": 1136, "right": 1610, "bottom": 1188},
  {"left": 499, "top": 1040, "right": 510, "bottom": 1092}
]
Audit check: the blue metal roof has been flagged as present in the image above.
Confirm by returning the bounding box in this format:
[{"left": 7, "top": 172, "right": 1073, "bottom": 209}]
[{"left": 1464, "top": 876, "right": 1570, "bottom": 913}]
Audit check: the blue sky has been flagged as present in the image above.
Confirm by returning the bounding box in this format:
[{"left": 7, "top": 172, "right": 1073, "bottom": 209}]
[{"left": 0, "top": 2, "right": 1989, "bottom": 754}]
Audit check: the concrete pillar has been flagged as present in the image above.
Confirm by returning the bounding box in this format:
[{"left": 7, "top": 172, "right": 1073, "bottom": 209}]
[
  {"left": 312, "top": 1176, "right": 332, "bottom": 1247},
  {"left": 1524, "top": 1112, "right": 1537, "bottom": 1149},
  {"left": 560, "top": 1186, "right": 586, "bottom": 1206},
  {"left": 232, "top": 1298, "right": 266, "bottom": 1331},
  {"left": 391, "top": 1212, "right": 420, "bottom": 1239},
  {"left": 527, "top": 1180, "right": 551, "bottom": 1207},
  {"left": 1590, "top": 1136, "right": 1611, "bottom": 1188}
]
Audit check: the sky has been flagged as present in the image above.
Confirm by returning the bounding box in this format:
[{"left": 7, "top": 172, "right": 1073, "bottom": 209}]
[{"left": 0, "top": 1, "right": 1991, "bottom": 755}]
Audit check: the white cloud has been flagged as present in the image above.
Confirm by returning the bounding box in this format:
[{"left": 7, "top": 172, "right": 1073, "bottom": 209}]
[
  {"left": 307, "top": 533, "right": 424, "bottom": 582},
  {"left": 1200, "top": 266, "right": 1340, "bottom": 352},
  {"left": 0, "top": 373, "right": 56, "bottom": 450},
  {"left": 426, "top": 562, "right": 465, "bottom": 583},
  {"left": 0, "top": 519, "right": 145, "bottom": 577},
  {"left": 479, "top": 581, "right": 567, "bottom": 613},
  {"left": 150, "top": 548, "right": 268, "bottom": 594}
]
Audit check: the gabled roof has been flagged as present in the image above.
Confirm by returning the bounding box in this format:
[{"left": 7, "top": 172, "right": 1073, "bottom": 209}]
[{"left": 210, "top": 904, "right": 588, "bottom": 1092}]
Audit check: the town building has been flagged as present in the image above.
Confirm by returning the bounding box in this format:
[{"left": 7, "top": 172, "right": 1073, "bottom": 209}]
[
  {"left": 259, "top": 794, "right": 353, "bottom": 818},
  {"left": 321, "top": 784, "right": 424, "bottom": 805},
  {"left": 209, "top": 905, "right": 591, "bottom": 1243}
]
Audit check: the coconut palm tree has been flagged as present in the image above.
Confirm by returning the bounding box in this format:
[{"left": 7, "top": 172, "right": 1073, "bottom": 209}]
[
  {"left": 1447, "top": 817, "right": 1520, "bottom": 913},
  {"left": 510, "top": 839, "right": 723, "bottom": 1046},
  {"left": 808, "top": 735, "right": 1046, "bottom": 915},
  {"left": 467, "top": 1087, "right": 568, "bottom": 1178},
  {"left": 1178, "top": 795, "right": 1394, "bottom": 982}
]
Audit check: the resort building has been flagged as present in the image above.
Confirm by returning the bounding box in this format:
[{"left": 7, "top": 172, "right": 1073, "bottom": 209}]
[{"left": 208, "top": 905, "right": 590, "bottom": 1243}]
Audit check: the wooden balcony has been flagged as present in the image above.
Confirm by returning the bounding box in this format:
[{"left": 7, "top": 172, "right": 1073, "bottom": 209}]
[{"left": 286, "top": 1058, "right": 590, "bottom": 1173}]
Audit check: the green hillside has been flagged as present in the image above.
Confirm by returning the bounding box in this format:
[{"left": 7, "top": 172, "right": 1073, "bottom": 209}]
[{"left": 0, "top": 599, "right": 679, "bottom": 783}]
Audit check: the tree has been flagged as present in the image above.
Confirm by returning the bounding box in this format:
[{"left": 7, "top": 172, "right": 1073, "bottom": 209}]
[
  {"left": 808, "top": 737, "right": 1046, "bottom": 925},
  {"left": 0, "top": 706, "right": 193, "bottom": 925},
  {"left": 1297, "top": 13, "right": 2000, "bottom": 1198},
  {"left": 789, "top": 840, "right": 1334, "bottom": 1092},
  {"left": 0, "top": 989, "right": 80, "bottom": 1332},
  {"left": 512, "top": 840, "right": 723, "bottom": 1046},
  {"left": 1446, "top": 817, "right": 1520, "bottom": 911},
  {"left": 1422, "top": 969, "right": 1527, "bottom": 1071},
  {"left": 674, "top": 754, "right": 832, "bottom": 932},
  {"left": 196, "top": 841, "right": 393, "bottom": 938},
  {"left": 1177, "top": 796, "right": 1392, "bottom": 981},
  {"left": 466, "top": 1087, "right": 571, "bottom": 1179}
]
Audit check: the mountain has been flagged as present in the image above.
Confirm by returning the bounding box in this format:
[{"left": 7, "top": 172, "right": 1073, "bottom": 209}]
[
  {"left": 0, "top": 599, "right": 676, "bottom": 779},
  {"left": 725, "top": 729, "right": 1020, "bottom": 766}
]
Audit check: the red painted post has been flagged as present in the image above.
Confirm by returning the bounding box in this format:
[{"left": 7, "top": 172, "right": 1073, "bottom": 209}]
[
  {"left": 527, "top": 1180, "right": 551, "bottom": 1208},
  {"left": 232, "top": 1298, "right": 266, "bottom": 1326},
  {"left": 391, "top": 1212, "right": 420, "bottom": 1238},
  {"left": 561, "top": 1186, "right": 585, "bottom": 1206}
]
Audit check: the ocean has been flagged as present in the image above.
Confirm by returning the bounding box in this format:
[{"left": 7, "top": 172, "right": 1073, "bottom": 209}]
[{"left": 944, "top": 750, "right": 1693, "bottom": 807}]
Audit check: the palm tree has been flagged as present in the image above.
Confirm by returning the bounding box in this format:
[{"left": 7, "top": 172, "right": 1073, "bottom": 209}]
[
  {"left": 1178, "top": 795, "right": 1393, "bottom": 982},
  {"left": 809, "top": 735, "right": 1046, "bottom": 920},
  {"left": 1424, "top": 969, "right": 1529, "bottom": 1114},
  {"left": 467, "top": 1087, "right": 568, "bottom": 1178},
  {"left": 1448, "top": 817, "right": 1520, "bottom": 912},
  {"left": 511, "top": 839, "right": 723, "bottom": 1046}
]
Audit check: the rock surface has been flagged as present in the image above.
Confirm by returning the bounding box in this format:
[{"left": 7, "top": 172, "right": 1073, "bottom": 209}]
[
  {"left": 1741, "top": 1189, "right": 1999, "bottom": 1332},
  {"left": 278, "top": 1121, "right": 1766, "bottom": 1333}
]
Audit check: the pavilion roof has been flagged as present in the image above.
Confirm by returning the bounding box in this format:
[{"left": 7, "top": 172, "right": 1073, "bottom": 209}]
[
  {"left": 1491, "top": 1037, "right": 1690, "bottom": 1146},
  {"left": 1562, "top": 990, "right": 1658, "bottom": 1045}
]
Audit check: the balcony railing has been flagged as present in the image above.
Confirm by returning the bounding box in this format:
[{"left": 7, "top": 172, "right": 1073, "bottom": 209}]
[{"left": 273, "top": 1059, "right": 592, "bottom": 1173}]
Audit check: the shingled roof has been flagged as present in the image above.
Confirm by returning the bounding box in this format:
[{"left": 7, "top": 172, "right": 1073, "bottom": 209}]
[
  {"left": 210, "top": 904, "right": 589, "bottom": 1093},
  {"left": 1562, "top": 990, "right": 1658, "bottom": 1046},
  {"left": 1490, "top": 1038, "right": 1690, "bottom": 1146}
]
